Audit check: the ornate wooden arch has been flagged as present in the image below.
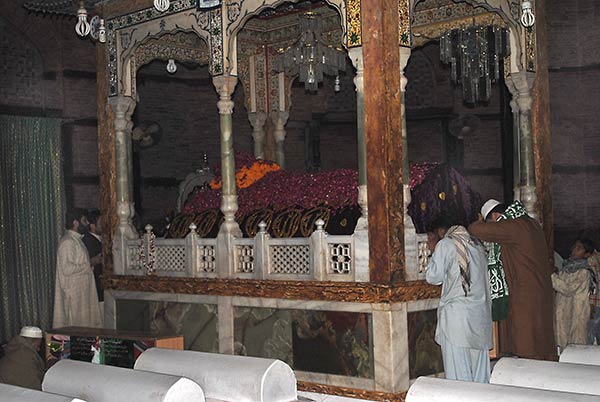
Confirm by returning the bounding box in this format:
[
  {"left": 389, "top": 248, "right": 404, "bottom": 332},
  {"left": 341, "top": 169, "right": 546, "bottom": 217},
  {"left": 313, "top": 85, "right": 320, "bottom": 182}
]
[{"left": 105, "top": 1, "right": 221, "bottom": 97}]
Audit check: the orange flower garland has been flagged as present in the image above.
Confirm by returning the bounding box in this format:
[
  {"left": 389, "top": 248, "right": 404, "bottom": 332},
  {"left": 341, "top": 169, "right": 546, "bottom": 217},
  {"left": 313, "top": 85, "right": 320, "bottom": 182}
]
[{"left": 210, "top": 160, "right": 280, "bottom": 190}]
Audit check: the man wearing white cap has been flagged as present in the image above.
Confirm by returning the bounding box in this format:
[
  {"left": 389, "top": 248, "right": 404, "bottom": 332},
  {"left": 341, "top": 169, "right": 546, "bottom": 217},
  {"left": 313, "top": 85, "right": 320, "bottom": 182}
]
[
  {"left": 469, "top": 199, "right": 555, "bottom": 361},
  {"left": 0, "top": 326, "right": 45, "bottom": 389}
]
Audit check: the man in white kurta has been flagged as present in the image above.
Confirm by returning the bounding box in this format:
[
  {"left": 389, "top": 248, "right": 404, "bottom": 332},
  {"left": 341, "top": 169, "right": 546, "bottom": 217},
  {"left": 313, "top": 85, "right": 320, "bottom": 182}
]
[
  {"left": 426, "top": 225, "right": 493, "bottom": 383},
  {"left": 53, "top": 210, "right": 103, "bottom": 328}
]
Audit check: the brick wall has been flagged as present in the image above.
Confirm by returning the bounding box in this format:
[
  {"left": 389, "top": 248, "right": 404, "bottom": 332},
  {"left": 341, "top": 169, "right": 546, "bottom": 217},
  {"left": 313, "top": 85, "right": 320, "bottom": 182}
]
[{"left": 547, "top": 0, "right": 600, "bottom": 255}]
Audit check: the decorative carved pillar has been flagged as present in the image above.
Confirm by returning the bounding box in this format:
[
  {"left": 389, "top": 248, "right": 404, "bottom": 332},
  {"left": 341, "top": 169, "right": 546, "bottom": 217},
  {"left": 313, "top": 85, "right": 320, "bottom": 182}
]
[
  {"left": 270, "top": 110, "right": 289, "bottom": 168},
  {"left": 349, "top": 47, "right": 369, "bottom": 282},
  {"left": 507, "top": 71, "right": 537, "bottom": 217},
  {"left": 109, "top": 95, "right": 137, "bottom": 237},
  {"left": 213, "top": 74, "right": 241, "bottom": 234},
  {"left": 349, "top": 47, "right": 368, "bottom": 229},
  {"left": 109, "top": 95, "right": 137, "bottom": 275},
  {"left": 213, "top": 74, "right": 242, "bottom": 277},
  {"left": 399, "top": 46, "right": 419, "bottom": 281},
  {"left": 506, "top": 78, "right": 521, "bottom": 201},
  {"left": 248, "top": 112, "right": 267, "bottom": 159}
]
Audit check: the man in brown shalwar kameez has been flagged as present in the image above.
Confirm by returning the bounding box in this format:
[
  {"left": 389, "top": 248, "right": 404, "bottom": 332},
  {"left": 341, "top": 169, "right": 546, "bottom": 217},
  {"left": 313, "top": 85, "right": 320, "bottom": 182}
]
[{"left": 469, "top": 199, "right": 556, "bottom": 361}]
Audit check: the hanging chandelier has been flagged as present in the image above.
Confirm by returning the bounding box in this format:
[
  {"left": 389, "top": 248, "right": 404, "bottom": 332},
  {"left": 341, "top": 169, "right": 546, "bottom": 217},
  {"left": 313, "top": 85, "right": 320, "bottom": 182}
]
[
  {"left": 274, "top": 11, "right": 346, "bottom": 92},
  {"left": 440, "top": 26, "right": 510, "bottom": 104}
]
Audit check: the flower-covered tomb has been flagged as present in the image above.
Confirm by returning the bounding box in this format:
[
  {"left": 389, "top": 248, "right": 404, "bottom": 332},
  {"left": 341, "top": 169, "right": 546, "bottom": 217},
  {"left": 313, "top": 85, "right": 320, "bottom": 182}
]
[{"left": 96, "top": 0, "right": 549, "bottom": 400}]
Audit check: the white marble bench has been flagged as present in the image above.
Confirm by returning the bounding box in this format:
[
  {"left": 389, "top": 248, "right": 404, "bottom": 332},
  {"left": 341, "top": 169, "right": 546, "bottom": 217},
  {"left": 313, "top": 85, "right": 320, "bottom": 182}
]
[
  {"left": 42, "top": 359, "right": 205, "bottom": 402},
  {"left": 0, "top": 383, "right": 87, "bottom": 402},
  {"left": 134, "top": 348, "right": 297, "bottom": 402},
  {"left": 490, "top": 357, "right": 600, "bottom": 396},
  {"left": 406, "top": 376, "right": 600, "bottom": 402},
  {"left": 559, "top": 344, "right": 600, "bottom": 366}
]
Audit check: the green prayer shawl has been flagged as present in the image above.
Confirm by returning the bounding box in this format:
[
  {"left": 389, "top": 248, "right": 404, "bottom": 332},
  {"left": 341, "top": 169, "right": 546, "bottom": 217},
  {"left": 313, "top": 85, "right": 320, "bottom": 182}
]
[{"left": 486, "top": 200, "right": 528, "bottom": 321}]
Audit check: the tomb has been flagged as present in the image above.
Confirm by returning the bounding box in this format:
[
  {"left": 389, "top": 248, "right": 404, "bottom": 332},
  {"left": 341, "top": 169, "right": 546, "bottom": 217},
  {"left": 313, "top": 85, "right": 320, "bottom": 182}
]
[{"left": 91, "top": 0, "right": 548, "bottom": 399}]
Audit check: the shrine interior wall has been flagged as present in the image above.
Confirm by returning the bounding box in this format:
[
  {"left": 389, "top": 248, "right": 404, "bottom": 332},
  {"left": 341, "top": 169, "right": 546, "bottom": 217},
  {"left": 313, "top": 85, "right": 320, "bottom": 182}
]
[
  {"left": 546, "top": 0, "right": 600, "bottom": 256},
  {"left": 0, "top": 1, "right": 99, "bottom": 212}
]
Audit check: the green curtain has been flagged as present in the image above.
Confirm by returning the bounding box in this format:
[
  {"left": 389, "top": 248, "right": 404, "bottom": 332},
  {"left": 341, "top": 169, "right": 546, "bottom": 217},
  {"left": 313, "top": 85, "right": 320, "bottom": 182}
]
[{"left": 0, "top": 115, "right": 65, "bottom": 343}]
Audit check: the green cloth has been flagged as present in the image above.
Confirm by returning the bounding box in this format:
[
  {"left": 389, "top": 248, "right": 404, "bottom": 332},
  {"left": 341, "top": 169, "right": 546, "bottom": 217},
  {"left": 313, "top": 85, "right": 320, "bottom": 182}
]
[
  {"left": 486, "top": 200, "right": 528, "bottom": 321},
  {"left": 0, "top": 115, "right": 65, "bottom": 342}
]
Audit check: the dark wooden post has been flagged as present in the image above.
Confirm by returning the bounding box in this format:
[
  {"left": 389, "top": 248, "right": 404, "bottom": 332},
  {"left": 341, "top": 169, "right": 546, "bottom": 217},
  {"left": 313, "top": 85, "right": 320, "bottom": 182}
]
[{"left": 362, "top": 1, "right": 405, "bottom": 283}]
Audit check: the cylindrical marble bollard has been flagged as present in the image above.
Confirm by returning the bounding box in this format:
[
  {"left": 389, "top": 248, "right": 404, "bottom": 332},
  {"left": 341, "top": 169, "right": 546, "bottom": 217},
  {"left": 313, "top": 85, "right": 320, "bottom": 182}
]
[
  {"left": 406, "top": 377, "right": 600, "bottom": 402},
  {"left": 134, "top": 348, "right": 297, "bottom": 402},
  {"left": 0, "top": 383, "right": 87, "bottom": 402},
  {"left": 490, "top": 357, "right": 600, "bottom": 395},
  {"left": 559, "top": 345, "right": 600, "bottom": 366},
  {"left": 42, "top": 360, "right": 205, "bottom": 402}
]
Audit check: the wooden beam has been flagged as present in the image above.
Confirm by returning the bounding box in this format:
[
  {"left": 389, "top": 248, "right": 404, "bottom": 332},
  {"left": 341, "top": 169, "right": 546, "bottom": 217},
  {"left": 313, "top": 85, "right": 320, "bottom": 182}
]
[
  {"left": 362, "top": 0, "right": 405, "bottom": 283},
  {"left": 97, "top": 32, "right": 117, "bottom": 274},
  {"left": 531, "top": 0, "right": 554, "bottom": 251}
]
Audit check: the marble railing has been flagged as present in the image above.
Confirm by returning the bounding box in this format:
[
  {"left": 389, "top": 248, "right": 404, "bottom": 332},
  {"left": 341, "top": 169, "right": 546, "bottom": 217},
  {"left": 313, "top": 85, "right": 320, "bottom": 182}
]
[
  {"left": 416, "top": 233, "right": 431, "bottom": 279},
  {"left": 118, "top": 220, "right": 370, "bottom": 282}
]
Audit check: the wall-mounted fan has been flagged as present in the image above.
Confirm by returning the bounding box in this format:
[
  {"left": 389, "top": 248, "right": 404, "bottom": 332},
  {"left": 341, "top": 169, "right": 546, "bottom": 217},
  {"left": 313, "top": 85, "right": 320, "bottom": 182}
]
[
  {"left": 449, "top": 114, "right": 481, "bottom": 139},
  {"left": 132, "top": 122, "right": 162, "bottom": 148}
]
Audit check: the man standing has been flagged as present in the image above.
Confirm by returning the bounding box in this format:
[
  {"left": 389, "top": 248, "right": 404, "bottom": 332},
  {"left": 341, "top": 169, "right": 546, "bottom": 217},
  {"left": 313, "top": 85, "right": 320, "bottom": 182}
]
[
  {"left": 82, "top": 209, "right": 103, "bottom": 304},
  {"left": 0, "top": 326, "right": 45, "bottom": 390},
  {"left": 53, "top": 208, "right": 103, "bottom": 328},
  {"left": 469, "top": 199, "right": 555, "bottom": 360},
  {"left": 426, "top": 221, "right": 493, "bottom": 383}
]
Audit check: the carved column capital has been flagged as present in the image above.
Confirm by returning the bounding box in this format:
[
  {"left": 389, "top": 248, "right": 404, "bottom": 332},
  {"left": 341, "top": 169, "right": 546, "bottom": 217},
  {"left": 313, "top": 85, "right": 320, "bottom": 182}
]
[
  {"left": 270, "top": 110, "right": 290, "bottom": 142},
  {"left": 108, "top": 96, "right": 136, "bottom": 131},
  {"left": 399, "top": 47, "right": 411, "bottom": 93},
  {"left": 248, "top": 112, "right": 267, "bottom": 140},
  {"left": 507, "top": 71, "right": 535, "bottom": 111},
  {"left": 348, "top": 47, "right": 364, "bottom": 94},
  {"left": 213, "top": 75, "right": 238, "bottom": 114}
]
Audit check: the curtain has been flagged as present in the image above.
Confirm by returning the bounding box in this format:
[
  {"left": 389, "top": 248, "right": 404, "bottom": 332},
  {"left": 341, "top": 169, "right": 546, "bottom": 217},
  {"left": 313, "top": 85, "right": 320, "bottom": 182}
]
[{"left": 0, "top": 115, "right": 64, "bottom": 343}]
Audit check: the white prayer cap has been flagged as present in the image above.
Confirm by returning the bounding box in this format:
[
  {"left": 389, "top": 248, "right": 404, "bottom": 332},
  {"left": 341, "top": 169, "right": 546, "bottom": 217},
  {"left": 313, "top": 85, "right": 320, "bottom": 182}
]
[
  {"left": 481, "top": 199, "right": 501, "bottom": 220},
  {"left": 20, "top": 326, "right": 43, "bottom": 338}
]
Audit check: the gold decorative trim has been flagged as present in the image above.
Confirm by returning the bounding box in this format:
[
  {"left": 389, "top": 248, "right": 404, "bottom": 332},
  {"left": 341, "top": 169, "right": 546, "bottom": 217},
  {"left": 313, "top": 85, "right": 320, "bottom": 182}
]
[
  {"left": 104, "top": 276, "right": 441, "bottom": 303},
  {"left": 346, "top": 0, "right": 362, "bottom": 47},
  {"left": 412, "top": 12, "right": 506, "bottom": 47},
  {"left": 298, "top": 381, "right": 407, "bottom": 401},
  {"left": 398, "top": 0, "right": 411, "bottom": 47},
  {"left": 525, "top": 27, "right": 536, "bottom": 72}
]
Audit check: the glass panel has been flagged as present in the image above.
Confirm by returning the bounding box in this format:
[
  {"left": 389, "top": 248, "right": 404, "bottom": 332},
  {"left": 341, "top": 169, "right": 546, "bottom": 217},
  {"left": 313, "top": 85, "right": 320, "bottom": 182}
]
[
  {"left": 116, "top": 299, "right": 218, "bottom": 352},
  {"left": 234, "top": 307, "right": 373, "bottom": 379},
  {"left": 408, "top": 309, "right": 443, "bottom": 378}
]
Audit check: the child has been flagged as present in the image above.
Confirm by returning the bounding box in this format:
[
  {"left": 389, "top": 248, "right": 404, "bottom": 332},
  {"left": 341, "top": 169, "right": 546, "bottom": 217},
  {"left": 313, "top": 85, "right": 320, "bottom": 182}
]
[{"left": 552, "top": 238, "right": 596, "bottom": 352}]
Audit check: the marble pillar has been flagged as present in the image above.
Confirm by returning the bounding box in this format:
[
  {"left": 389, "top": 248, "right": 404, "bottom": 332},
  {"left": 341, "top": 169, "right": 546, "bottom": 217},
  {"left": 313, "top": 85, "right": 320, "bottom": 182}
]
[
  {"left": 213, "top": 75, "right": 242, "bottom": 277},
  {"left": 109, "top": 95, "right": 138, "bottom": 275},
  {"left": 372, "top": 303, "right": 409, "bottom": 392},
  {"left": 505, "top": 78, "right": 521, "bottom": 201},
  {"left": 348, "top": 47, "right": 368, "bottom": 229},
  {"left": 248, "top": 112, "right": 267, "bottom": 160},
  {"left": 270, "top": 110, "right": 289, "bottom": 169},
  {"left": 400, "top": 47, "right": 419, "bottom": 281},
  {"left": 507, "top": 71, "right": 537, "bottom": 218},
  {"left": 349, "top": 48, "right": 369, "bottom": 282}
]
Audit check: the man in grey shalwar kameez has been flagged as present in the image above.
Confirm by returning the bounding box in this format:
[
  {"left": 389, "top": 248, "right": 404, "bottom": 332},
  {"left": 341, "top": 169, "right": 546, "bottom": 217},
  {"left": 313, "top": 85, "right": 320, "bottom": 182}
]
[{"left": 426, "top": 224, "right": 493, "bottom": 383}]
